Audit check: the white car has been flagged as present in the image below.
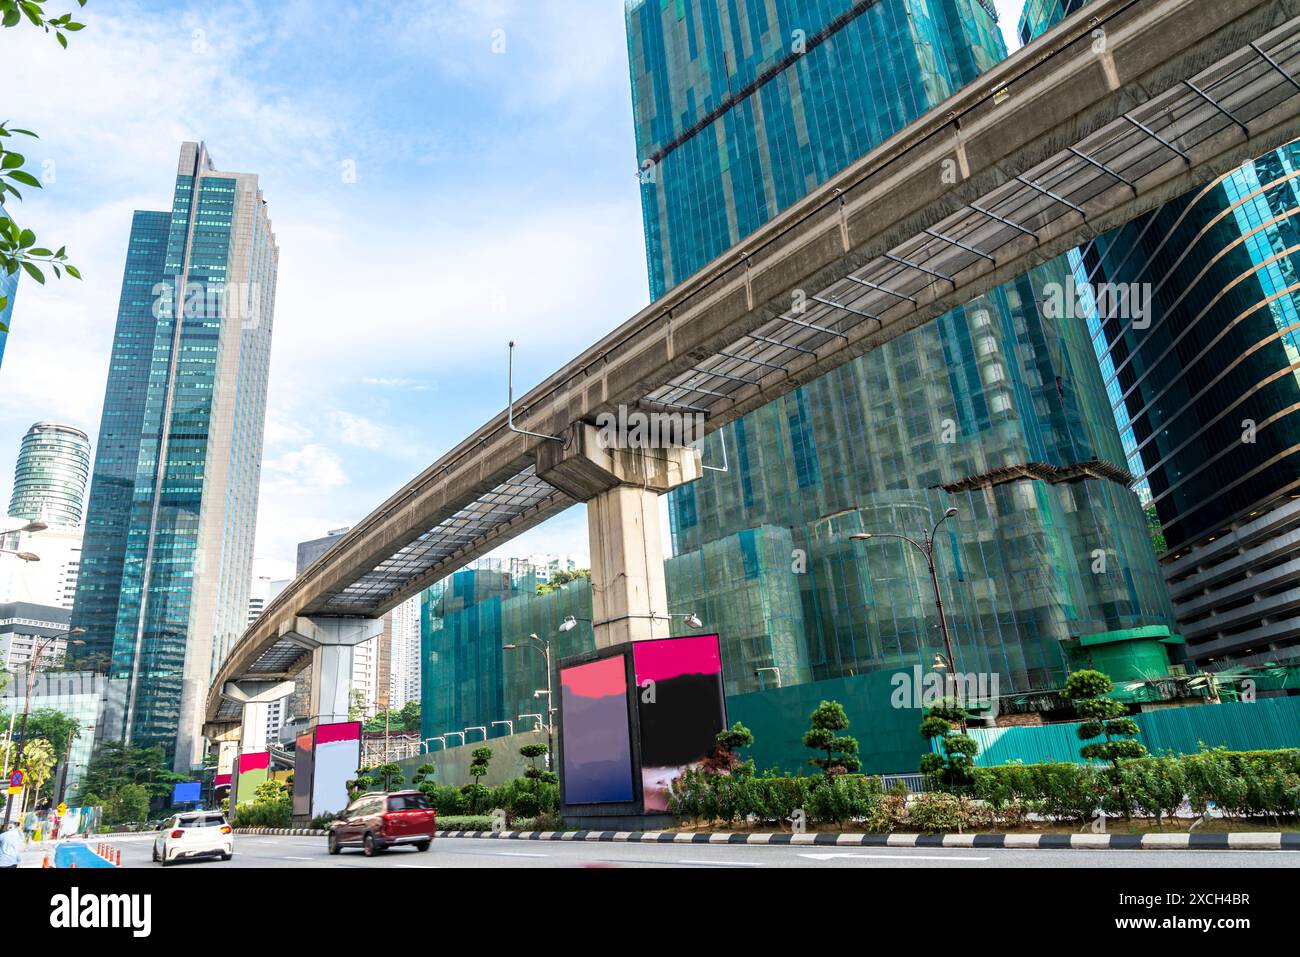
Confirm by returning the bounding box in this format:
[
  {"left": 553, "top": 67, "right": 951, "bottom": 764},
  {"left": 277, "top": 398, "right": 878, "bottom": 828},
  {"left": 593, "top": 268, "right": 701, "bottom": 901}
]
[{"left": 152, "top": 811, "right": 233, "bottom": 866}]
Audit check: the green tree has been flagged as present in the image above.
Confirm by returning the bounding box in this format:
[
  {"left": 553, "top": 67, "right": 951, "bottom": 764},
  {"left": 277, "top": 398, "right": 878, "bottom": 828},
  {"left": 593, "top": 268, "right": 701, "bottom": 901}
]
[
  {"left": 371, "top": 762, "right": 404, "bottom": 791},
  {"left": 919, "top": 697, "right": 980, "bottom": 791},
  {"left": 411, "top": 763, "right": 436, "bottom": 788},
  {"left": 0, "top": 0, "right": 87, "bottom": 320},
  {"left": 75, "top": 741, "right": 184, "bottom": 806},
  {"left": 1063, "top": 669, "right": 1146, "bottom": 817},
  {"left": 347, "top": 689, "right": 367, "bottom": 722},
  {"left": 536, "top": 568, "right": 590, "bottom": 595},
  {"left": 108, "top": 783, "right": 149, "bottom": 825},
  {"left": 467, "top": 746, "right": 493, "bottom": 812},
  {"left": 20, "top": 737, "right": 56, "bottom": 808},
  {"left": 802, "top": 701, "right": 860, "bottom": 780},
  {"left": 346, "top": 768, "right": 375, "bottom": 800},
  {"left": 702, "top": 721, "right": 754, "bottom": 776},
  {"left": 1, "top": 708, "right": 80, "bottom": 765},
  {"left": 398, "top": 700, "right": 420, "bottom": 732}
]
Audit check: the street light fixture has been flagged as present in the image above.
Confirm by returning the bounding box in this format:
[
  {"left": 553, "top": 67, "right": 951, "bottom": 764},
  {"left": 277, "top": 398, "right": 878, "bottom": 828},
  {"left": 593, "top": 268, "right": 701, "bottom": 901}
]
[
  {"left": 464, "top": 726, "right": 488, "bottom": 742},
  {"left": 443, "top": 731, "right": 466, "bottom": 747},
  {"left": 421, "top": 736, "right": 447, "bottom": 754},
  {"left": 504, "top": 633, "right": 555, "bottom": 768},
  {"left": 491, "top": 720, "right": 514, "bottom": 736},
  {"left": 0, "top": 550, "right": 40, "bottom": 563},
  {"left": 850, "top": 507, "right": 965, "bottom": 730}
]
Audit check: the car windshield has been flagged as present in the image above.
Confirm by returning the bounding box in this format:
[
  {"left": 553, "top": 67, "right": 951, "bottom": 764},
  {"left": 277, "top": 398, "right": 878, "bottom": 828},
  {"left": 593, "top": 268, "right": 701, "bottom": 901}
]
[
  {"left": 178, "top": 814, "right": 227, "bottom": 828},
  {"left": 387, "top": 794, "right": 430, "bottom": 811}
]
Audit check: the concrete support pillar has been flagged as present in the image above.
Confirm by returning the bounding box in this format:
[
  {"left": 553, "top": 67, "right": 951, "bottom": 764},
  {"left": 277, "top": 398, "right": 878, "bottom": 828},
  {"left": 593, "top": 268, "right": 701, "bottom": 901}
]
[
  {"left": 220, "top": 679, "right": 295, "bottom": 753},
  {"left": 537, "top": 422, "right": 701, "bottom": 649},
  {"left": 296, "top": 617, "right": 385, "bottom": 726},
  {"left": 588, "top": 483, "right": 671, "bottom": 647}
]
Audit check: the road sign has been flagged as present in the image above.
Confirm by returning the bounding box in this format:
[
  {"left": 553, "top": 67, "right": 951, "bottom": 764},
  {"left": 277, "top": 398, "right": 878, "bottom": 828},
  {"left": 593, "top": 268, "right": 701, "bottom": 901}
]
[
  {"left": 7, "top": 770, "right": 22, "bottom": 796},
  {"left": 57, "top": 802, "right": 67, "bottom": 816}
]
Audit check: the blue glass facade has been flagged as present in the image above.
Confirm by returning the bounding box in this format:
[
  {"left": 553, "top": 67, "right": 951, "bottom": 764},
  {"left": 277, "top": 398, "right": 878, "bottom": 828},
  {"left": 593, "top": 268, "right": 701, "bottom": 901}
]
[
  {"left": 1024, "top": 0, "right": 1300, "bottom": 670},
  {"left": 72, "top": 143, "right": 278, "bottom": 769},
  {"left": 632, "top": 0, "right": 1178, "bottom": 693},
  {"left": 417, "top": 1, "right": 1181, "bottom": 768}
]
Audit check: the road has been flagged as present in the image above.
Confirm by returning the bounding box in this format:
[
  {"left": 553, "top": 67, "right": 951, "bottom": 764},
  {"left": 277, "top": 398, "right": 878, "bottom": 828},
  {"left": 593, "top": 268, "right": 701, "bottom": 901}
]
[{"left": 21, "top": 833, "right": 1300, "bottom": 869}]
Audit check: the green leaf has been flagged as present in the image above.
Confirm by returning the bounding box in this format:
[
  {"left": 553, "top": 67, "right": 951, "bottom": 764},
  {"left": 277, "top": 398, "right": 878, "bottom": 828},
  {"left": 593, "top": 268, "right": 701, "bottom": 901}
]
[
  {"left": 18, "top": 228, "right": 34, "bottom": 248},
  {"left": 55, "top": 31, "right": 66, "bottom": 48},
  {"left": 28, "top": 247, "right": 50, "bottom": 257},
  {"left": 1, "top": 151, "right": 24, "bottom": 169},
  {"left": 65, "top": 264, "right": 80, "bottom": 279},
  {"left": 7, "top": 170, "right": 40, "bottom": 188},
  {"left": 20, "top": 260, "right": 44, "bottom": 283}
]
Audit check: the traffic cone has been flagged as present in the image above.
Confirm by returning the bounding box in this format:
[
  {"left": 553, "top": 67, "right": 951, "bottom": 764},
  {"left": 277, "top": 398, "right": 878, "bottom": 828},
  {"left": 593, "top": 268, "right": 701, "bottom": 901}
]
[
  {"left": 41, "top": 855, "right": 50, "bottom": 868},
  {"left": 114, "top": 849, "right": 121, "bottom": 866},
  {"left": 70, "top": 862, "right": 76, "bottom": 869}
]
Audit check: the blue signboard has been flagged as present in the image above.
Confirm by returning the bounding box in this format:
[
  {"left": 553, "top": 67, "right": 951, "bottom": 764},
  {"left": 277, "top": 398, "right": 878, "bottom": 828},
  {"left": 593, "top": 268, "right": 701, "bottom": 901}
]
[{"left": 172, "top": 781, "right": 202, "bottom": 804}]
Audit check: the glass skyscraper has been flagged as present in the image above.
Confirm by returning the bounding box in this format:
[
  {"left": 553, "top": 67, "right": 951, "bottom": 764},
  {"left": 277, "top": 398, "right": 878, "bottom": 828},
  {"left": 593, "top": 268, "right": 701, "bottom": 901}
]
[
  {"left": 417, "top": 1, "right": 1181, "bottom": 770},
  {"left": 9, "top": 422, "right": 92, "bottom": 527},
  {"left": 1025, "top": 3, "right": 1300, "bottom": 669},
  {"left": 72, "top": 142, "right": 278, "bottom": 769},
  {"left": 631, "top": 0, "right": 1177, "bottom": 694}
]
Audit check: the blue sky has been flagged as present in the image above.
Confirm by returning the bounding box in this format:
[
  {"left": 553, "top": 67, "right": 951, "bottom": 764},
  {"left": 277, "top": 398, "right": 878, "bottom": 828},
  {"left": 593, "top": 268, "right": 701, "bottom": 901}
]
[{"left": 0, "top": 0, "right": 1025, "bottom": 582}]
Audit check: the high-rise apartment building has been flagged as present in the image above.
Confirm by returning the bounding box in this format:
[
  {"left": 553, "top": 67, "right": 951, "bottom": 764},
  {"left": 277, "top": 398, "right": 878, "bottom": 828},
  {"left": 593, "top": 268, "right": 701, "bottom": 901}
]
[
  {"left": 388, "top": 594, "right": 422, "bottom": 711},
  {"left": 1022, "top": 0, "right": 1300, "bottom": 669},
  {"left": 9, "top": 422, "right": 91, "bottom": 527},
  {"left": 627, "top": 0, "right": 1177, "bottom": 696},
  {"left": 0, "top": 523, "right": 82, "bottom": 609},
  {"left": 72, "top": 142, "right": 278, "bottom": 769}
]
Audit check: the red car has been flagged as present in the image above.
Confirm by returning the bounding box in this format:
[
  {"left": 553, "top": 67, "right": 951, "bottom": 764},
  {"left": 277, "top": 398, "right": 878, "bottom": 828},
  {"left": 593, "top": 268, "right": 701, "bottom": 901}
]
[{"left": 328, "top": 791, "right": 437, "bottom": 857}]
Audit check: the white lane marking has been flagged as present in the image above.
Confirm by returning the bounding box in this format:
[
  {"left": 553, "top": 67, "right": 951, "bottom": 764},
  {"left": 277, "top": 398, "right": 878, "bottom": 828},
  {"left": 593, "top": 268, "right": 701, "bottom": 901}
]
[
  {"left": 394, "top": 864, "right": 433, "bottom": 868},
  {"left": 676, "top": 860, "right": 764, "bottom": 867},
  {"left": 284, "top": 856, "right": 314, "bottom": 861},
  {"left": 496, "top": 851, "right": 548, "bottom": 858},
  {"left": 797, "top": 853, "right": 988, "bottom": 862}
]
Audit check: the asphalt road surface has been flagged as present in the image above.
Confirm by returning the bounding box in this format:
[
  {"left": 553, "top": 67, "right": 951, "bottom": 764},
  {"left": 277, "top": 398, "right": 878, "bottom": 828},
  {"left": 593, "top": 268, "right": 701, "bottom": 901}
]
[{"left": 21, "top": 833, "right": 1300, "bottom": 869}]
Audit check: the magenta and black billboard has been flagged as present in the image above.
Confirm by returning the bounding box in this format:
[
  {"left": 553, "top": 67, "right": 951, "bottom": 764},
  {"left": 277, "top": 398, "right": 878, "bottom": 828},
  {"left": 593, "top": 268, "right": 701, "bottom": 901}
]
[{"left": 558, "top": 634, "right": 726, "bottom": 816}]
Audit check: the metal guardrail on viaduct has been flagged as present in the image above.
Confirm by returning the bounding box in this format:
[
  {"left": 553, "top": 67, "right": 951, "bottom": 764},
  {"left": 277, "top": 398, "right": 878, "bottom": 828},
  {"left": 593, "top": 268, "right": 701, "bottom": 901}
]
[{"left": 207, "top": 0, "right": 1300, "bottom": 729}]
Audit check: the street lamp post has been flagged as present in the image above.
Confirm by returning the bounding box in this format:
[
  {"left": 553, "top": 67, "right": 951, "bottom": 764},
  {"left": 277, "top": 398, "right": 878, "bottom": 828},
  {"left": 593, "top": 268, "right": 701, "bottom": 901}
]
[
  {"left": 2, "top": 627, "right": 86, "bottom": 830},
  {"left": 851, "top": 508, "right": 965, "bottom": 730},
  {"left": 505, "top": 634, "right": 554, "bottom": 769}
]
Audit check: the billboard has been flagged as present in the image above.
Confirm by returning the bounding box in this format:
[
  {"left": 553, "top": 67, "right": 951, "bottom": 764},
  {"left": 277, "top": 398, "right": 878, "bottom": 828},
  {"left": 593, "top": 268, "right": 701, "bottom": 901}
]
[
  {"left": 231, "top": 752, "right": 269, "bottom": 809},
  {"left": 292, "top": 729, "right": 315, "bottom": 820},
  {"left": 171, "top": 781, "right": 202, "bottom": 805},
  {"left": 559, "top": 655, "right": 635, "bottom": 804},
  {"left": 633, "top": 634, "right": 727, "bottom": 812},
  {"left": 312, "top": 721, "right": 361, "bottom": 819}
]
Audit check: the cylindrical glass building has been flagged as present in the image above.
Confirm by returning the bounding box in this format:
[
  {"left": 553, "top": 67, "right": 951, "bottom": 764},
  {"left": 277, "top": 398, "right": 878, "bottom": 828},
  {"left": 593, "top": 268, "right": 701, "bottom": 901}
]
[{"left": 9, "top": 421, "right": 91, "bottom": 527}]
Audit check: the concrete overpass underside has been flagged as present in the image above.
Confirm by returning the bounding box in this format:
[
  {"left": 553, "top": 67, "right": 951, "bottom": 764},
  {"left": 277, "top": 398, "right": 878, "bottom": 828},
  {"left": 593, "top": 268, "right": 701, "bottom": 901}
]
[{"left": 207, "top": 0, "right": 1300, "bottom": 732}]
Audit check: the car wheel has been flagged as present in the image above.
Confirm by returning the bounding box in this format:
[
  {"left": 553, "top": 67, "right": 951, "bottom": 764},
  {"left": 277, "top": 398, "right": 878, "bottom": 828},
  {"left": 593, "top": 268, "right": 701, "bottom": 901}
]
[
  {"left": 222, "top": 853, "right": 232, "bottom": 862},
  {"left": 416, "top": 841, "right": 431, "bottom": 852},
  {"left": 362, "top": 833, "right": 376, "bottom": 857},
  {"left": 161, "top": 854, "right": 174, "bottom": 867},
  {"left": 328, "top": 833, "right": 341, "bottom": 855}
]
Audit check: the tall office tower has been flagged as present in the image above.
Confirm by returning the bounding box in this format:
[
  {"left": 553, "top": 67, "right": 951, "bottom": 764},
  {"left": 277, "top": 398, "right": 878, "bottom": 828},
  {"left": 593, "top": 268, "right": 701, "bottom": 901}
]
[
  {"left": 388, "top": 594, "right": 422, "bottom": 711},
  {"left": 1016, "top": 0, "right": 1087, "bottom": 45},
  {"left": 9, "top": 422, "right": 92, "bottom": 526},
  {"left": 1022, "top": 1, "right": 1300, "bottom": 668},
  {"left": 627, "top": 0, "right": 1178, "bottom": 701},
  {"left": 72, "top": 142, "right": 278, "bottom": 769}
]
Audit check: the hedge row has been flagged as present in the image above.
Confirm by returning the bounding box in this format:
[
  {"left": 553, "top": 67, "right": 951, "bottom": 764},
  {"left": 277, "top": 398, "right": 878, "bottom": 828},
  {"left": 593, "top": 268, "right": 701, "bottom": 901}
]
[
  {"left": 667, "top": 749, "right": 1300, "bottom": 830},
  {"left": 971, "top": 749, "right": 1300, "bottom": 822}
]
